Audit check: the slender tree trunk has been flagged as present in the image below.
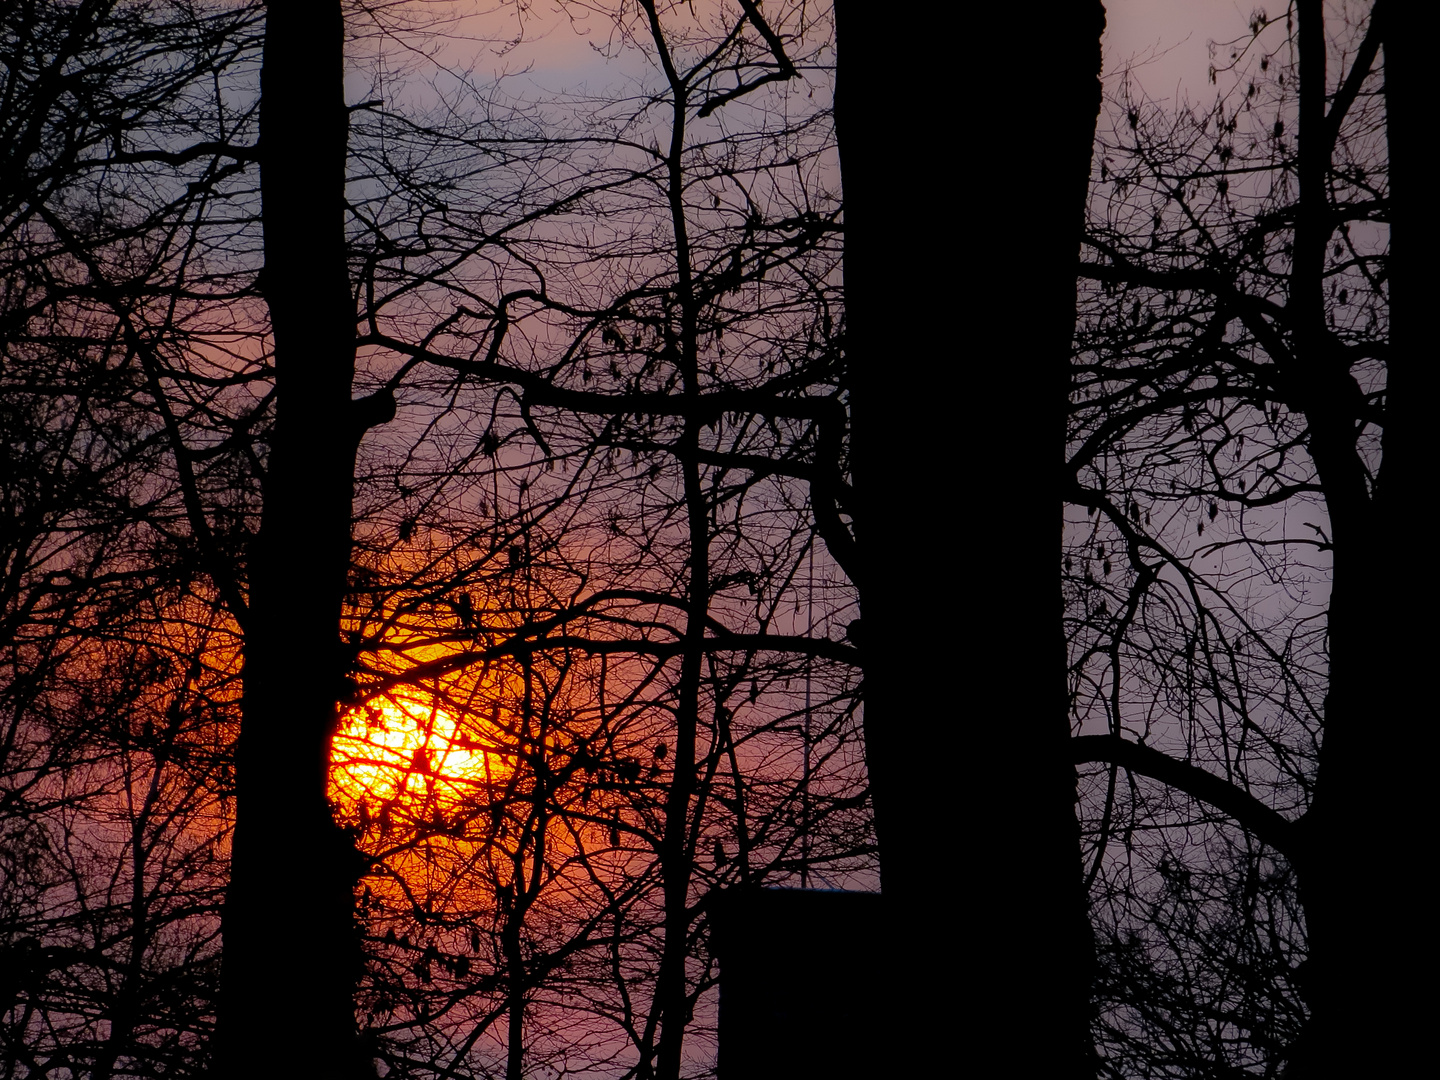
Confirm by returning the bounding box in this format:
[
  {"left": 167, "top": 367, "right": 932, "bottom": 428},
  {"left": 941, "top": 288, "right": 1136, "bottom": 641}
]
[
  {"left": 212, "top": 4, "right": 372, "bottom": 1077},
  {"left": 629, "top": 10, "right": 708, "bottom": 1075},
  {"left": 503, "top": 909, "right": 526, "bottom": 1080},
  {"left": 834, "top": 4, "right": 1104, "bottom": 1074},
  {"left": 650, "top": 64, "right": 707, "bottom": 1080},
  {"left": 1278, "top": 5, "right": 1368, "bottom": 1075},
  {"left": 94, "top": 757, "right": 164, "bottom": 1080}
]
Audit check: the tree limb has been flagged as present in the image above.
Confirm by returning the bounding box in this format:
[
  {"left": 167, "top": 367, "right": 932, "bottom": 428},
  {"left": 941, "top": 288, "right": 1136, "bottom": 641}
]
[{"left": 1070, "top": 733, "right": 1299, "bottom": 858}]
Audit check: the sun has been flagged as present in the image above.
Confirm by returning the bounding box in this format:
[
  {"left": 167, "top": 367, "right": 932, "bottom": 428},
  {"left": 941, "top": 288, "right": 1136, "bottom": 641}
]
[{"left": 329, "top": 693, "right": 504, "bottom": 816}]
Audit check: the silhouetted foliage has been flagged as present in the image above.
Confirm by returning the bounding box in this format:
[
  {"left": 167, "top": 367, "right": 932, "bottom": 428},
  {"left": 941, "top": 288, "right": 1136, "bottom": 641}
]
[
  {"left": 14, "top": 3, "right": 1425, "bottom": 1079},
  {"left": 1070, "top": 2, "right": 1431, "bottom": 1075},
  {"left": 2, "top": 2, "right": 255, "bottom": 1073},
  {"left": 4, "top": 2, "right": 871, "bottom": 1078}
]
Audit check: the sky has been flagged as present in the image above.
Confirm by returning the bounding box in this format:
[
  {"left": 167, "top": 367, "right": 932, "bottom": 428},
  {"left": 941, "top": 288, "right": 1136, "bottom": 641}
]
[
  {"left": 494, "top": 0, "right": 1261, "bottom": 97},
  {"left": 346, "top": 1, "right": 1267, "bottom": 132},
  {"left": 1103, "top": 0, "right": 1268, "bottom": 102},
  {"left": 513, "top": 0, "right": 1263, "bottom": 103}
]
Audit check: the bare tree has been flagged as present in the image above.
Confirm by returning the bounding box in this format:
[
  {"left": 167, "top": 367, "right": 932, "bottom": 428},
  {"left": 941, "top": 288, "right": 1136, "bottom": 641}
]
[
  {"left": 2, "top": 3, "right": 257, "bottom": 1073},
  {"left": 330, "top": 4, "right": 868, "bottom": 1076},
  {"left": 1066, "top": 2, "right": 1437, "bottom": 1073},
  {"left": 6, "top": 4, "right": 1179, "bottom": 1078}
]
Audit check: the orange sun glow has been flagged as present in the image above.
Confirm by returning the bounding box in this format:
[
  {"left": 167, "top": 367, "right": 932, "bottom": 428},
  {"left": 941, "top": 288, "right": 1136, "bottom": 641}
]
[{"left": 329, "top": 694, "right": 506, "bottom": 815}]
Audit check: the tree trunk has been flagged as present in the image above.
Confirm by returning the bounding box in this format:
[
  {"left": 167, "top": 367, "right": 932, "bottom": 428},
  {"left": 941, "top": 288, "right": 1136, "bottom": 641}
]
[
  {"left": 211, "top": 4, "right": 372, "bottom": 1077},
  {"left": 1288, "top": 1, "right": 1437, "bottom": 1074},
  {"left": 1367, "top": 1, "right": 1438, "bottom": 1063},
  {"left": 503, "top": 910, "right": 526, "bottom": 1080},
  {"left": 834, "top": 3, "right": 1104, "bottom": 1074},
  {"left": 650, "top": 53, "right": 707, "bottom": 1080}
]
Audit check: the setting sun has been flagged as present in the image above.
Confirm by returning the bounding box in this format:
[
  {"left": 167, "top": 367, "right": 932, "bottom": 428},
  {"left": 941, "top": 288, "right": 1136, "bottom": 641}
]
[{"left": 330, "top": 694, "right": 505, "bottom": 814}]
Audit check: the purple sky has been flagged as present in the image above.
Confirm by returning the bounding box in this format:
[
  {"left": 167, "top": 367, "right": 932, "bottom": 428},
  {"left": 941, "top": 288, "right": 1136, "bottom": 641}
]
[
  {"left": 352, "top": 3, "right": 1268, "bottom": 125},
  {"left": 1104, "top": 0, "right": 1265, "bottom": 103}
]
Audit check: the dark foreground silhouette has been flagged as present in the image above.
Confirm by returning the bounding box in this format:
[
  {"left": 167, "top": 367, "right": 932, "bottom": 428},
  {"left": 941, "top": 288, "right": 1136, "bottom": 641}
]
[{"left": 714, "top": 889, "right": 887, "bottom": 1078}]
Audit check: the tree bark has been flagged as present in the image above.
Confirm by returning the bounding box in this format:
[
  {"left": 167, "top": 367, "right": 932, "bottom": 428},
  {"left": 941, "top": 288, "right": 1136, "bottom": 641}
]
[
  {"left": 631, "top": 7, "right": 707, "bottom": 1076},
  {"left": 211, "top": 4, "right": 372, "bottom": 1077},
  {"left": 834, "top": 4, "right": 1104, "bottom": 1074},
  {"left": 1287, "top": 1, "right": 1437, "bottom": 1074},
  {"left": 1056, "top": 4, "right": 1427, "bottom": 1072},
  {"left": 1365, "top": 3, "right": 1438, "bottom": 1063}
]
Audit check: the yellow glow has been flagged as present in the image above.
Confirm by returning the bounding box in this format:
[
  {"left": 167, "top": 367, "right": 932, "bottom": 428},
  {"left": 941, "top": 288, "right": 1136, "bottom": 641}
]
[{"left": 330, "top": 695, "right": 504, "bottom": 815}]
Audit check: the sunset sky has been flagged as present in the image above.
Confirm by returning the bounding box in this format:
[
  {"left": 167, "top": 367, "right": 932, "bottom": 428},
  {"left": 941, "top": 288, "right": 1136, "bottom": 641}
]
[
  {"left": 351, "top": 1, "right": 1256, "bottom": 122},
  {"left": 4, "top": 1, "right": 1355, "bottom": 1076}
]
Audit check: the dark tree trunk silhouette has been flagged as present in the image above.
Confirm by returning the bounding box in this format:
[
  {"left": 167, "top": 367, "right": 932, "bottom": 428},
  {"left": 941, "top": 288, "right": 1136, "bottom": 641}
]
[
  {"left": 1069, "top": 2, "right": 1431, "bottom": 1071},
  {"left": 834, "top": 3, "right": 1104, "bottom": 1073},
  {"left": 1291, "top": 1, "right": 1436, "bottom": 1074},
  {"left": 212, "top": 4, "right": 374, "bottom": 1076},
  {"left": 1363, "top": 2, "right": 1438, "bottom": 1064},
  {"left": 641, "top": 6, "right": 709, "bottom": 1074}
]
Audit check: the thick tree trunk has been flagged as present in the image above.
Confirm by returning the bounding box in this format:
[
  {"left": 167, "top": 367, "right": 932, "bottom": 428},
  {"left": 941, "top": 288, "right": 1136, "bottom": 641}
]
[
  {"left": 834, "top": 4, "right": 1104, "bottom": 1074},
  {"left": 211, "top": 4, "right": 372, "bottom": 1077},
  {"left": 1367, "top": 2, "right": 1438, "bottom": 1063},
  {"left": 1288, "top": 2, "right": 1437, "bottom": 1074}
]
